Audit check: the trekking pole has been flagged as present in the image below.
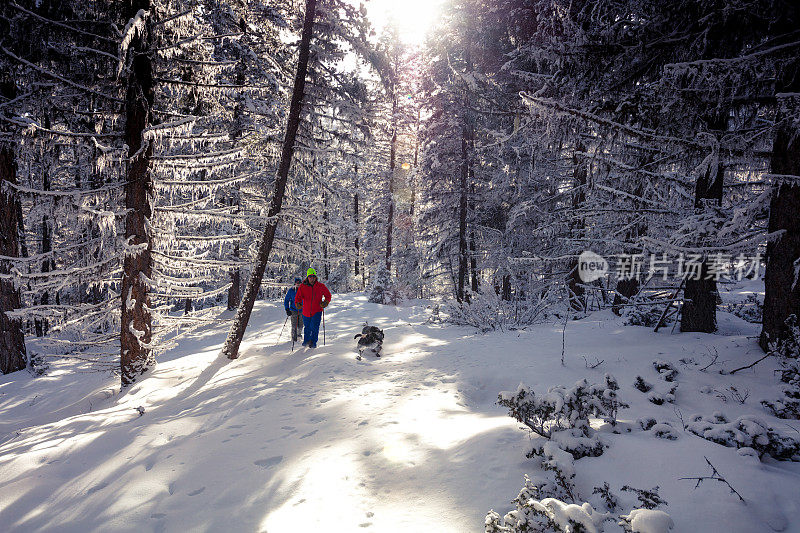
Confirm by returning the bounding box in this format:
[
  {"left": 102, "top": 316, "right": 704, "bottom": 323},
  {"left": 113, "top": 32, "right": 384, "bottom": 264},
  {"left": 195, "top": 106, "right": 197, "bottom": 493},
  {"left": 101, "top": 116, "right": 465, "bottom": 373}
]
[
  {"left": 322, "top": 308, "right": 326, "bottom": 346},
  {"left": 275, "top": 315, "right": 289, "bottom": 346}
]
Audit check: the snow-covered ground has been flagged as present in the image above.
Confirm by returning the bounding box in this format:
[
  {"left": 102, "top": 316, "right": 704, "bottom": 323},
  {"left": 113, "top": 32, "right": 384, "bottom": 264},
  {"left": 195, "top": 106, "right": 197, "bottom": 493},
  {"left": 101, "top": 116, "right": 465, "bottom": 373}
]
[{"left": 1, "top": 290, "right": 799, "bottom": 532}]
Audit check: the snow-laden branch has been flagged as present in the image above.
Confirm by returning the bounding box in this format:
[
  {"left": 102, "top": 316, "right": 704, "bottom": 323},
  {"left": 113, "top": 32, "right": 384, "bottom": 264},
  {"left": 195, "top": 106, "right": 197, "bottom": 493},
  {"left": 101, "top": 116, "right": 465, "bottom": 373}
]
[
  {"left": 0, "top": 114, "right": 121, "bottom": 139},
  {"left": 117, "top": 9, "right": 148, "bottom": 78},
  {"left": 0, "top": 46, "right": 123, "bottom": 103},
  {"left": 520, "top": 93, "right": 704, "bottom": 149}
]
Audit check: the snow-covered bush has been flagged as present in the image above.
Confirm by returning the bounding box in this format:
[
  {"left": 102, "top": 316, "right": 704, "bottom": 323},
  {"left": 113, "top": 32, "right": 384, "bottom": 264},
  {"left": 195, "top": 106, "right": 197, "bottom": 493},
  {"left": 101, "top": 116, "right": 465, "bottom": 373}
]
[
  {"left": 367, "top": 264, "right": 398, "bottom": 305},
  {"left": 633, "top": 377, "right": 652, "bottom": 393},
  {"left": 687, "top": 413, "right": 800, "bottom": 461},
  {"left": 485, "top": 476, "right": 613, "bottom": 533},
  {"left": 652, "top": 361, "right": 678, "bottom": 382},
  {"left": 592, "top": 483, "right": 620, "bottom": 512},
  {"left": 486, "top": 477, "right": 674, "bottom": 533},
  {"left": 634, "top": 362, "right": 678, "bottom": 405},
  {"left": 499, "top": 375, "right": 628, "bottom": 442},
  {"left": 720, "top": 293, "right": 762, "bottom": 324},
  {"left": 448, "top": 289, "right": 555, "bottom": 332},
  {"left": 621, "top": 304, "right": 672, "bottom": 328},
  {"left": 761, "top": 315, "right": 800, "bottom": 419},
  {"left": 619, "top": 509, "right": 674, "bottom": 533},
  {"left": 619, "top": 486, "right": 667, "bottom": 510},
  {"left": 650, "top": 422, "right": 679, "bottom": 440}
]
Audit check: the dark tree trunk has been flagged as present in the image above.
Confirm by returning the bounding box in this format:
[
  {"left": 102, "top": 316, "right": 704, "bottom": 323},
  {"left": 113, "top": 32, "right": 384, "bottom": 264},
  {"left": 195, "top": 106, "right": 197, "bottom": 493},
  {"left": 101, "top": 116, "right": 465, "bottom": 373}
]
[
  {"left": 323, "top": 192, "right": 329, "bottom": 279},
  {"left": 0, "top": 143, "right": 27, "bottom": 374},
  {"left": 502, "top": 274, "right": 512, "bottom": 301},
  {"left": 612, "top": 278, "right": 638, "bottom": 315},
  {"left": 567, "top": 143, "right": 587, "bottom": 312},
  {"left": 386, "top": 97, "right": 396, "bottom": 273},
  {"left": 354, "top": 188, "right": 360, "bottom": 280},
  {"left": 457, "top": 121, "right": 469, "bottom": 303},
  {"left": 228, "top": 241, "right": 240, "bottom": 311},
  {"left": 761, "top": 76, "right": 800, "bottom": 350},
  {"left": 222, "top": 0, "right": 317, "bottom": 359},
  {"left": 457, "top": 28, "right": 473, "bottom": 304},
  {"left": 120, "top": 3, "right": 154, "bottom": 386},
  {"left": 681, "top": 115, "right": 726, "bottom": 333}
]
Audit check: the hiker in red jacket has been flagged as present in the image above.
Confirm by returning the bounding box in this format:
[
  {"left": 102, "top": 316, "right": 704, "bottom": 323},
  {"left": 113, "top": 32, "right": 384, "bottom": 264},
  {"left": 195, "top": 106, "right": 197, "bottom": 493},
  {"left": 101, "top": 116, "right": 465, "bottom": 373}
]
[{"left": 294, "top": 268, "right": 331, "bottom": 348}]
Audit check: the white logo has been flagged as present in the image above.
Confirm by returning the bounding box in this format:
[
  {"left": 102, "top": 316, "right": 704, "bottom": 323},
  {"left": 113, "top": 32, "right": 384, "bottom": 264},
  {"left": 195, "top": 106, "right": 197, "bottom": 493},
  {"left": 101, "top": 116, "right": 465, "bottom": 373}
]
[{"left": 578, "top": 251, "right": 608, "bottom": 282}]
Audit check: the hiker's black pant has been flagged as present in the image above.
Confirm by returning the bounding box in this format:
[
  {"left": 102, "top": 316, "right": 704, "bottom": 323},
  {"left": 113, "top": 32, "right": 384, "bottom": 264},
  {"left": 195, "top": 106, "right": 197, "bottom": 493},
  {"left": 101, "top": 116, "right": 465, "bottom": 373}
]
[{"left": 291, "top": 310, "right": 304, "bottom": 341}]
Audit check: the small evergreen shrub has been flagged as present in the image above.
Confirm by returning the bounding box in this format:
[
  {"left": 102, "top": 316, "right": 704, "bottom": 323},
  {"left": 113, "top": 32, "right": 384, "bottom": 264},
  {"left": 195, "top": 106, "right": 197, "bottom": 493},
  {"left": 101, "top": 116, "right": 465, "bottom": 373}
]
[
  {"left": 619, "top": 510, "right": 674, "bottom": 533},
  {"left": 619, "top": 485, "right": 667, "bottom": 510},
  {"left": 653, "top": 361, "right": 678, "bottom": 382},
  {"left": 448, "top": 289, "right": 556, "bottom": 332},
  {"left": 650, "top": 422, "right": 679, "bottom": 440},
  {"left": 592, "top": 483, "right": 620, "bottom": 512},
  {"left": 721, "top": 293, "right": 762, "bottom": 324},
  {"left": 486, "top": 478, "right": 674, "bottom": 533},
  {"left": 485, "top": 476, "right": 613, "bottom": 533},
  {"left": 687, "top": 413, "right": 800, "bottom": 461},
  {"left": 633, "top": 376, "right": 652, "bottom": 393},
  {"left": 621, "top": 304, "right": 671, "bottom": 328},
  {"left": 761, "top": 315, "right": 800, "bottom": 419},
  {"left": 499, "top": 375, "right": 628, "bottom": 442}
]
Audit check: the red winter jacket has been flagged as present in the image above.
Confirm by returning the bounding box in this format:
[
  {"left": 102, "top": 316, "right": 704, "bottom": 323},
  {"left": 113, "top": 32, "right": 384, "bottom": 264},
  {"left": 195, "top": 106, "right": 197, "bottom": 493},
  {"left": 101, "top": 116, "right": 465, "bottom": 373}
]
[{"left": 294, "top": 280, "right": 332, "bottom": 317}]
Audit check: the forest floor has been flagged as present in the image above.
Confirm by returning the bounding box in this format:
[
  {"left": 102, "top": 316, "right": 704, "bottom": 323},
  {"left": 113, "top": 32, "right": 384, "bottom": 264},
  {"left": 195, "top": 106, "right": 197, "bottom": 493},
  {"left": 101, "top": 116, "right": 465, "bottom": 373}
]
[{"left": 1, "top": 287, "right": 799, "bottom": 532}]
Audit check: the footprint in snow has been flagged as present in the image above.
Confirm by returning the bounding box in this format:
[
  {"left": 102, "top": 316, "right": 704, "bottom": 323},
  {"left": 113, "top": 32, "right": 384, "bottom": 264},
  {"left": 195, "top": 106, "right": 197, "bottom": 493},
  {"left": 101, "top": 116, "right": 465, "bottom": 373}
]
[
  {"left": 187, "top": 487, "right": 206, "bottom": 496},
  {"left": 254, "top": 456, "right": 283, "bottom": 469},
  {"left": 87, "top": 482, "right": 108, "bottom": 494},
  {"left": 151, "top": 513, "right": 167, "bottom": 519},
  {"left": 168, "top": 482, "right": 176, "bottom": 495},
  {"left": 300, "top": 430, "right": 318, "bottom": 439}
]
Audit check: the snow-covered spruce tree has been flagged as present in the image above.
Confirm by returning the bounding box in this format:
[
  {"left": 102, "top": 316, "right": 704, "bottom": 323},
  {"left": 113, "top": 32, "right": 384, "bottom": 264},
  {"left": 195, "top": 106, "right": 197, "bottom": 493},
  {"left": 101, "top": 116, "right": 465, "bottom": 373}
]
[
  {"left": 498, "top": 0, "right": 780, "bottom": 331},
  {"left": 416, "top": 0, "right": 482, "bottom": 303},
  {"left": 1, "top": 0, "right": 289, "bottom": 382},
  {"left": 0, "top": 0, "right": 129, "bottom": 372}
]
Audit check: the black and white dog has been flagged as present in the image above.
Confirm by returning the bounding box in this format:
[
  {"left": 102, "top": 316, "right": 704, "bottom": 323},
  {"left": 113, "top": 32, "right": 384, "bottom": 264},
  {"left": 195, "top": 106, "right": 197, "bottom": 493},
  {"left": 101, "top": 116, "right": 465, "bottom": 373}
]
[{"left": 354, "top": 324, "right": 384, "bottom": 360}]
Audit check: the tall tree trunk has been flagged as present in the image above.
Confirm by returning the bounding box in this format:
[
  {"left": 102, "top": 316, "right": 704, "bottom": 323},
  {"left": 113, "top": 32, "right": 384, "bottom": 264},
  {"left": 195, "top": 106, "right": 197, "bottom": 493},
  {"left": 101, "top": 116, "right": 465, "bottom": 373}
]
[
  {"left": 322, "top": 192, "right": 329, "bottom": 279},
  {"left": 120, "top": 4, "right": 154, "bottom": 386},
  {"left": 228, "top": 242, "right": 240, "bottom": 311},
  {"left": 36, "top": 115, "right": 55, "bottom": 336},
  {"left": 681, "top": 114, "right": 726, "bottom": 333},
  {"left": 228, "top": 54, "right": 246, "bottom": 311},
  {"left": 386, "top": 96, "right": 396, "bottom": 273},
  {"left": 0, "top": 129, "right": 27, "bottom": 374},
  {"left": 567, "top": 143, "right": 587, "bottom": 312},
  {"left": 457, "top": 23, "right": 473, "bottom": 304},
  {"left": 222, "top": 0, "right": 317, "bottom": 359},
  {"left": 354, "top": 189, "right": 360, "bottom": 280},
  {"left": 502, "top": 274, "right": 512, "bottom": 301},
  {"left": 457, "top": 118, "right": 470, "bottom": 303},
  {"left": 353, "top": 163, "right": 363, "bottom": 284},
  {"left": 761, "top": 80, "right": 800, "bottom": 350}
]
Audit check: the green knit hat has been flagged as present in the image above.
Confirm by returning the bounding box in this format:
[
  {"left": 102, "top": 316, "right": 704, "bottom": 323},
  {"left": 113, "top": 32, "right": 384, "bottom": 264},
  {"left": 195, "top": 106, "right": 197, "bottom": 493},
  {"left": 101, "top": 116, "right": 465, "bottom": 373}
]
[{"left": 307, "top": 267, "right": 317, "bottom": 277}]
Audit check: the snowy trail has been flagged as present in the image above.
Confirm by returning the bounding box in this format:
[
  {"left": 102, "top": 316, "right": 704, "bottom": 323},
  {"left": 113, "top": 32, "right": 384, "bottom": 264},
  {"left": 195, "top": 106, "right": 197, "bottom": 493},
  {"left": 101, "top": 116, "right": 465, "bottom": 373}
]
[
  {"left": 2, "top": 294, "right": 800, "bottom": 532},
  {"left": 0, "top": 296, "right": 528, "bottom": 532}
]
